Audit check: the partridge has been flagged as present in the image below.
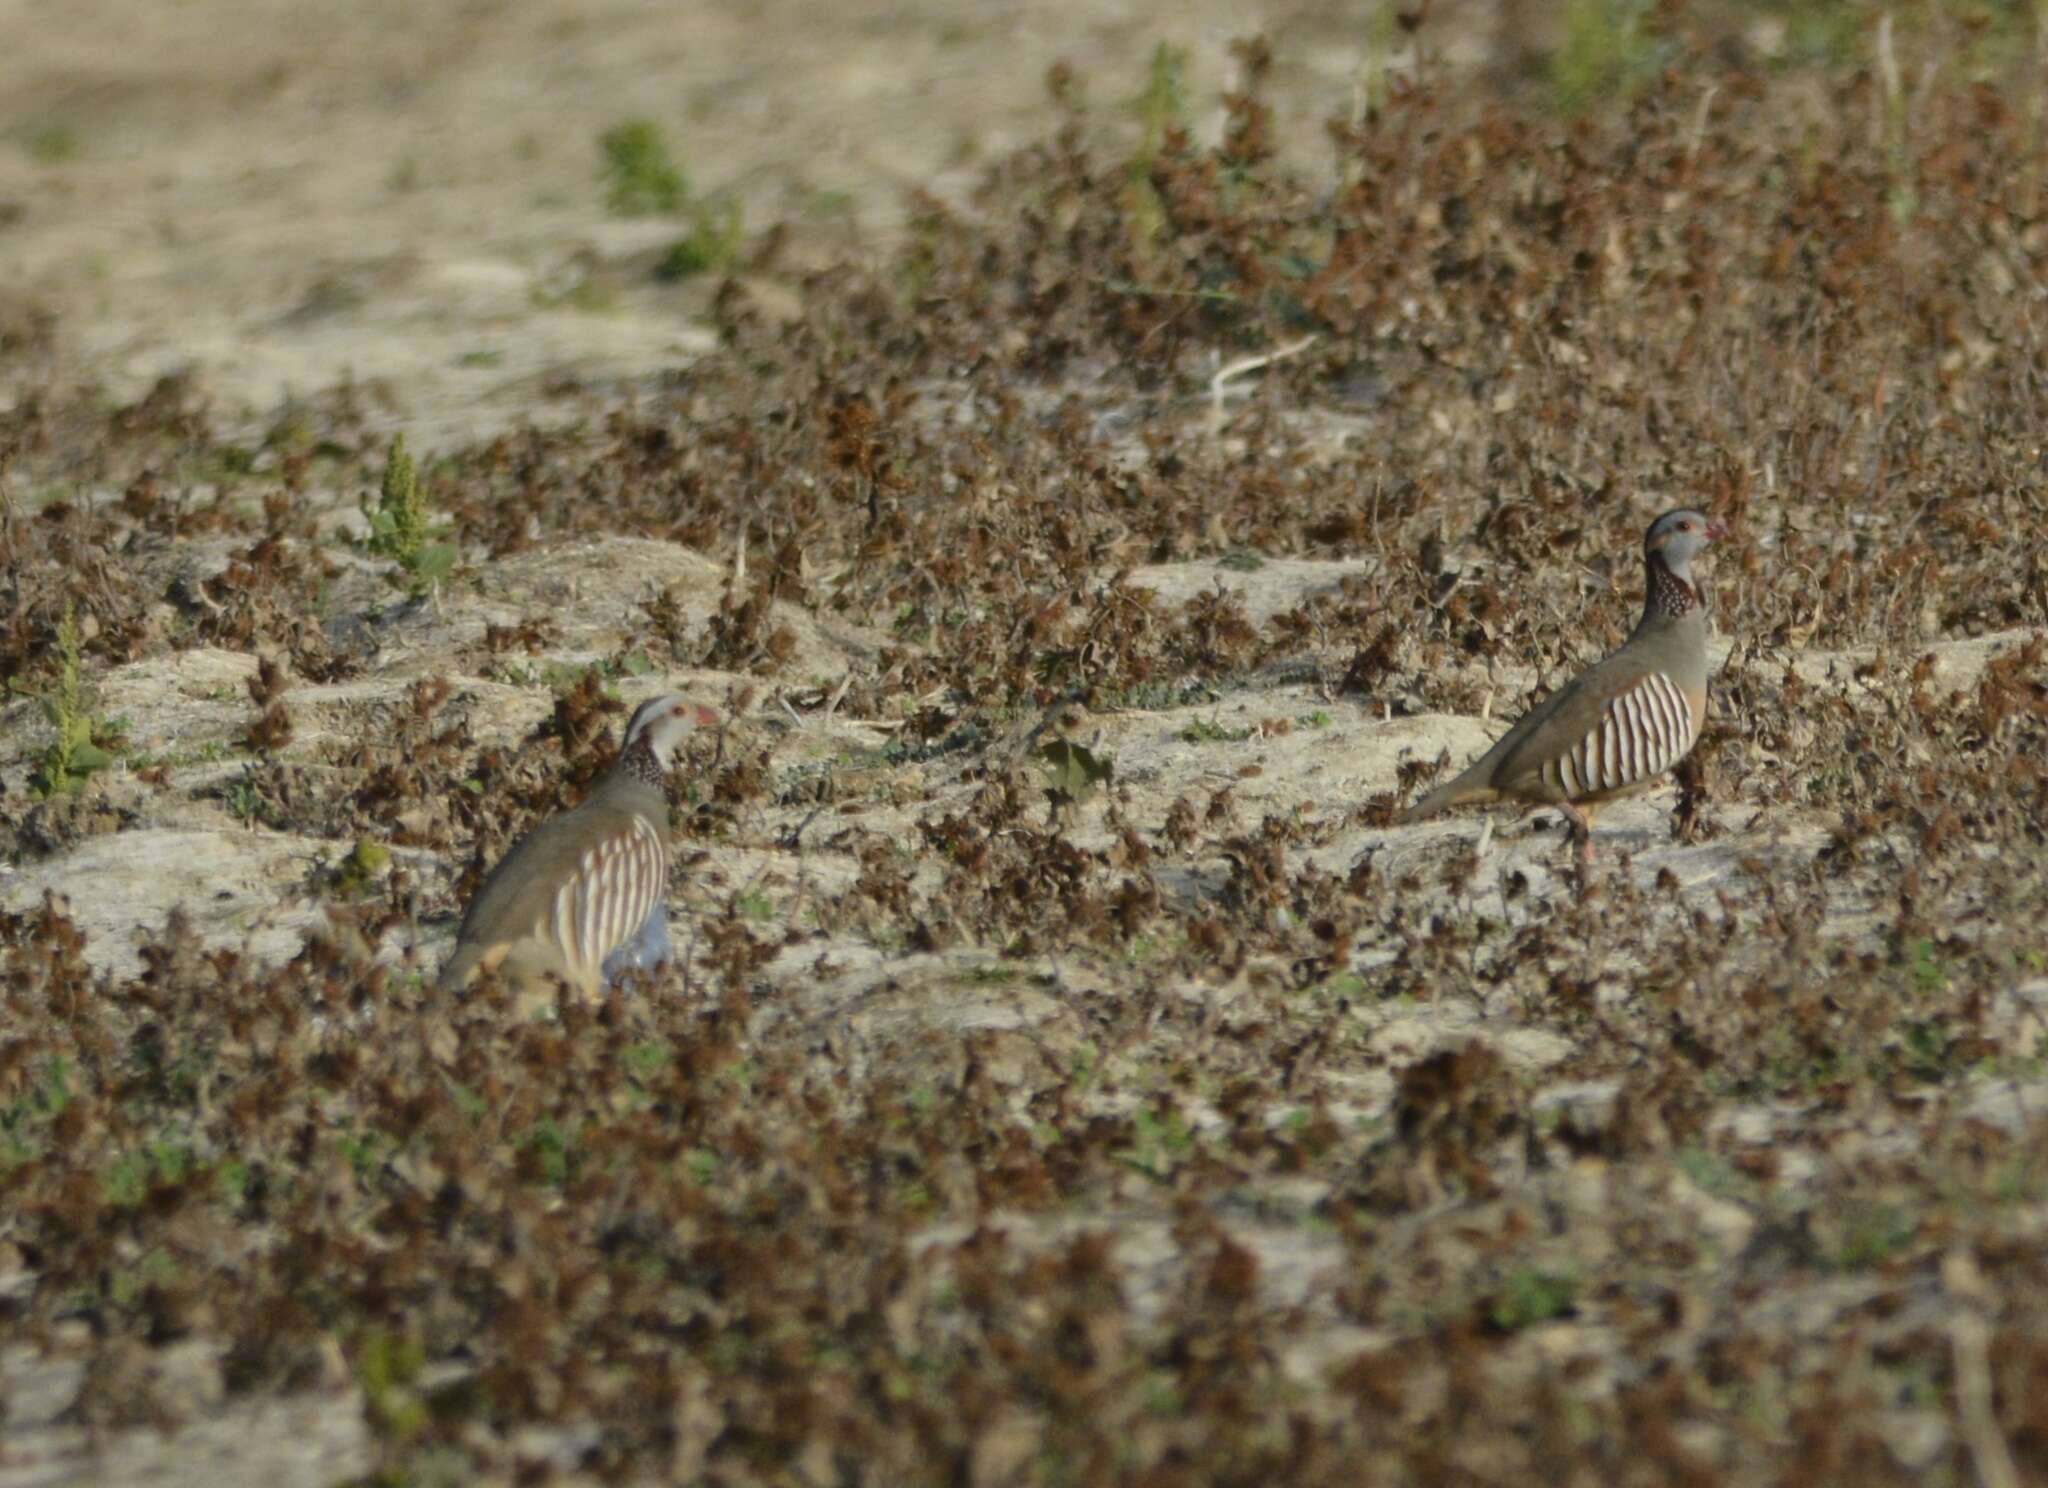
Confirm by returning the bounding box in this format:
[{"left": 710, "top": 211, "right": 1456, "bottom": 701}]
[
  {"left": 1398, "top": 508, "right": 1724, "bottom": 862},
  {"left": 438, "top": 693, "right": 718, "bottom": 1002}
]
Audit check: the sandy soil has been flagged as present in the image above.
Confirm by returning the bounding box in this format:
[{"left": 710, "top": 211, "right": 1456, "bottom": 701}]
[{"left": 0, "top": 0, "right": 1518, "bottom": 445}]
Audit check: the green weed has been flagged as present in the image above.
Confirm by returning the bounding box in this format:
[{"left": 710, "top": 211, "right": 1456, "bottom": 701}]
[
  {"left": 355, "top": 1326, "right": 430, "bottom": 1446},
  {"left": 223, "top": 770, "right": 270, "bottom": 826},
  {"left": 27, "top": 605, "right": 124, "bottom": 797},
  {"left": 600, "top": 120, "right": 689, "bottom": 216},
  {"left": 26, "top": 125, "right": 79, "bottom": 164},
  {"left": 103, "top": 1140, "right": 197, "bottom": 1206},
  {"left": 1039, "top": 738, "right": 1114, "bottom": 800},
  {"left": 362, "top": 435, "right": 458, "bottom": 598},
  {"left": 1827, "top": 1202, "right": 1918, "bottom": 1270},
  {"left": 1489, "top": 1267, "right": 1577, "bottom": 1331},
  {"left": 1551, "top": 0, "right": 1665, "bottom": 115},
  {"left": 0, "top": 1057, "right": 74, "bottom": 1168},
  {"left": 332, "top": 837, "right": 391, "bottom": 897},
  {"left": 1121, "top": 43, "right": 1188, "bottom": 250},
  {"left": 1118, "top": 1106, "right": 1194, "bottom": 1181},
  {"left": 1907, "top": 937, "right": 1948, "bottom": 994},
  {"left": 958, "top": 964, "right": 1022, "bottom": 985},
  {"left": 658, "top": 199, "right": 746, "bottom": 280}
]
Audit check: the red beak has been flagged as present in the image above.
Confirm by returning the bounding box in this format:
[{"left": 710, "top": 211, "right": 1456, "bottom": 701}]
[
  {"left": 1704, "top": 521, "right": 1727, "bottom": 541},
  {"left": 693, "top": 705, "right": 721, "bottom": 729}
]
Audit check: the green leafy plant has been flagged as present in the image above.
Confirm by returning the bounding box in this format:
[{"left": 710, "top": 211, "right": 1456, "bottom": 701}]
[
  {"left": 521, "top": 1117, "right": 581, "bottom": 1188},
  {"left": 1118, "top": 1106, "right": 1194, "bottom": 1181},
  {"left": 1550, "top": 0, "right": 1664, "bottom": 116},
  {"left": 600, "top": 120, "right": 689, "bottom": 216},
  {"left": 1122, "top": 42, "right": 1188, "bottom": 250},
  {"left": 657, "top": 198, "right": 746, "bottom": 280},
  {"left": 355, "top": 1326, "right": 430, "bottom": 1446},
  {"left": 222, "top": 773, "right": 268, "bottom": 826},
  {"left": 1827, "top": 1203, "right": 1918, "bottom": 1271},
  {"left": 103, "top": 1140, "right": 196, "bottom": 1207},
  {"left": 362, "top": 435, "right": 457, "bottom": 597},
  {"left": 0, "top": 1056, "right": 73, "bottom": 1169},
  {"left": 1907, "top": 937, "right": 1948, "bottom": 994},
  {"left": 332, "top": 837, "right": 390, "bottom": 898},
  {"left": 1039, "top": 738, "right": 1114, "bottom": 801},
  {"left": 27, "top": 604, "right": 123, "bottom": 796},
  {"left": 26, "top": 125, "right": 80, "bottom": 165},
  {"left": 598, "top": 118, "right": 747, "bottom": 279},
  {"left": 1488, "top": 1267, "right": 1577, "bottom": 1332}
]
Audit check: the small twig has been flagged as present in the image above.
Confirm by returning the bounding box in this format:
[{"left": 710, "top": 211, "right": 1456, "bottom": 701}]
[
  {"left": 1873, "top": 13, "right": 1901, "bottom": 153},
  {"left": 779, "top": 807, "right": 823, "bottom": 855},
  {"left": 679, "top": 916, "right": 701, "bottom": 1003},
  {"left": 1685, "top": 84, "right": 1719, "bottom": 170},
  {"left": 1095, "top": 277, "right": 1241, "bottom": 305},
  {"left": 1208, "top": 334, "right": 1318, "bottom": 429},
  {"left": 1944, "top": 1249, "right": 2020, "bottom": 1488},
  {"left": 822, "top": 672, "right": 854, "bottom": 722}
]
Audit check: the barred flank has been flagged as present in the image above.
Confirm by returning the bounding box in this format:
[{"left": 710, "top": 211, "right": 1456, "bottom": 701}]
[
  {"left": 549, "top": 816, "right": 668, "bottom": 991},
  {"left": 1540, "top": 671, "right": 1695, "bottom": 798}
]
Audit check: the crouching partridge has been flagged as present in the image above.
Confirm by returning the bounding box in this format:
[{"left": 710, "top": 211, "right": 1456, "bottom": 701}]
[
  {"left": 438, "top": 693, "right": 718, "bottom": 1002},
  {"left": 1399, "top": 508, "right": 1724, "bottom": 863}
]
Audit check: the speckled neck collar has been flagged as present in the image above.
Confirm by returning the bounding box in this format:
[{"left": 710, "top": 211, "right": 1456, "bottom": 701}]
[
  {"left": 1646, "top": 554, "right": 1701, "bottom": 621},
  {"left": 613, "top": 735, "right": 668, "bottom": 790}
]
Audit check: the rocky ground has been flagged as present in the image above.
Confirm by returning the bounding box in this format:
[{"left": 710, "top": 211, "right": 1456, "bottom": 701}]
[{"left": 4, "top": 4, "right": 2048, "bottom": 1486}]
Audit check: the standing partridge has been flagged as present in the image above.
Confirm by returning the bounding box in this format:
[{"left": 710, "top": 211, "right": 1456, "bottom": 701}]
[
  {"left": 1398, "top": 508, "right": 1724, "bottom": 862},
  {"left": 437, "top": 693, "right": 718, "bottom": 1002}
]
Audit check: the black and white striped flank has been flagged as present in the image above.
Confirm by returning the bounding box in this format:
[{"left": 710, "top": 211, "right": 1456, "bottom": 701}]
[
  {"left": 547, "top": 816, "right": 669, "bottom": 989},
  {"left": 1544, "top": 671, "right": 1697, "bottom": 797}
]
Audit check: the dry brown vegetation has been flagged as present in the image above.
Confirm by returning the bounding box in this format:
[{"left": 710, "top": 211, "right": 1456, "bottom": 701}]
[{"left": 5, "top": 10, "right": 2048, "bottom": 1487}]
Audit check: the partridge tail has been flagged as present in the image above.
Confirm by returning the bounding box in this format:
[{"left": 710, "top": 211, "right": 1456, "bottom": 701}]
[
  {"left": 1397, "top": 772, "right": 1499, "bottom": 824},
  {"left": 435, "top": 944, "right": 482, "bottom": 995}
]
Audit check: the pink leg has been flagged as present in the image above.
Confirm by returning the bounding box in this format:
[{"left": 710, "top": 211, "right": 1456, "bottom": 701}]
[{"left": 1559, "top": 801, "right": 1597, "bottom": 865}]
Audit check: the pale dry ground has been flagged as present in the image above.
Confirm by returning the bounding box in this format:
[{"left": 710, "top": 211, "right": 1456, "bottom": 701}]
[{"left": 0, "top": 0, "right": 1527, "bottom": 450}]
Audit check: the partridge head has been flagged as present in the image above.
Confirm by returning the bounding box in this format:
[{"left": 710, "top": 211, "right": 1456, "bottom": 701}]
[
  {"left": 1398, "top": 508, "right": 1725, "bottom": 862},
  {"left": 437, "top": 693, "right": 719, "bottom": 1005}
]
